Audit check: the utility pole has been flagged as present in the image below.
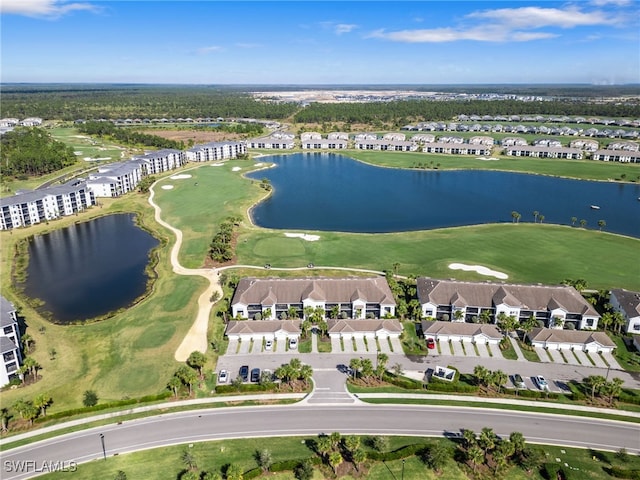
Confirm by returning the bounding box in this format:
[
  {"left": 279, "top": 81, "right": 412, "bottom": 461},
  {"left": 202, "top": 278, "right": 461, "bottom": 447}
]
[{"left": 99, "top": 433, "right": 106, "bottom": 460}]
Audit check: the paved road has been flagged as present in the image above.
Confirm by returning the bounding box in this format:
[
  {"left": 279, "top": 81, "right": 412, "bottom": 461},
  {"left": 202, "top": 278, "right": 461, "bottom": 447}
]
[
  {"left": 3, "top": 404, "right": 638, "bottom": 479},
  {"left": 217, "top": 352, "right": 640, "bottom": 389}
]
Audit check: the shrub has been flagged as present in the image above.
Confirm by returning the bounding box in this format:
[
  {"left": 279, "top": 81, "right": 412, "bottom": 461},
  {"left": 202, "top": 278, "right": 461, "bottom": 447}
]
[
  {"left": 607, "top": 466, "right": 640, "bottom": 479},
  {"left": 382, "top": 371, "right": 423, "bottom": 390}
]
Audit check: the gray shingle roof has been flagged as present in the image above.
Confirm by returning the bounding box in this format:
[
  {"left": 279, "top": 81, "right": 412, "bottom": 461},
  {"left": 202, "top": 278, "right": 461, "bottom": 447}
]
[
  {"left": 0, "top": 295, "right": 17, "bottom": 328},
  {"left": 528, "top": 327, "right": 615, "bottom": 347},
  {"left": 0, "top": 336, "right": 18, "bottom": 354},
  {"left": 225, "top": 320, "right": 301, "bottom": 335},
  {"left": 232, "top": 277, "right": 396, "bottom": 307},
  {"left": 421, "top": 320, "right": 502, "bottom": 339},
  {"left": 417, "top": 278, "right": 598, "bottom": 317},
  {"left": 611, "top": 288, "right": 640, "bottom": 318}
]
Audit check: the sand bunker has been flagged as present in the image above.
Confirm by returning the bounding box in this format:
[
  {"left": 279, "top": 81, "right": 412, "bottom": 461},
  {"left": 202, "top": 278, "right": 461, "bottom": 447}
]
[
  {"left": 74, "top": 151, "right": 83, "bottom": 155},
  {"left": 449, "top": 263, "right": 508, "bottom": 280},
  {"left": 83, "top": 157, "right": 111, "bottom": 161},
  {"left": 211, "top": 163, "right": 224, "bottom": 166},
  {"left": 284, "top": 233, "right": 320, "bottom": 241},
  {"left": 475, "top": 157, "right": 499, "bottom": 161},
  {"left": 232, "top": 167, "right": 242, "bottom": 171},
  {"left": 254, "top": 163, "right": 264, "bottom": 167},
  {"left": 161, "top": 185, "right": 174, "bottom": 190},
  {"left": 170, "top": 174, "right": 192, "bottom": 180}
]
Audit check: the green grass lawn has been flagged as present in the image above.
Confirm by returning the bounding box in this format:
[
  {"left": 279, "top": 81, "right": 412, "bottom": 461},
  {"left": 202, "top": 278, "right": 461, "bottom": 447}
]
[
  {"left": 347, "top": 150, "right": 640, "bottom": 182},
  {"left": 611, "top": 334, "right": 640, "bottom": 372},
  {"left": 36, "top": 435, "right": 640, "bottom": 480}
]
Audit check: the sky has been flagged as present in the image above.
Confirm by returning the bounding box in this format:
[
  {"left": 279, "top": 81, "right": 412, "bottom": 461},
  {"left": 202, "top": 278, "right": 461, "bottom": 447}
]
[{"left": 1, "top": 0, "right": 639, "bottom": 85}]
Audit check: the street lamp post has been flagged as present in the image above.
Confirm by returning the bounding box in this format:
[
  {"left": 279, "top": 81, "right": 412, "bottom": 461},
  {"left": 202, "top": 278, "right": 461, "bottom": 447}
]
[
  {"left": 401, "top": 459, "right": 405, "bottom": 480},
  {"left": 99, "top": 433, "right": 106, "bottom": 460}
]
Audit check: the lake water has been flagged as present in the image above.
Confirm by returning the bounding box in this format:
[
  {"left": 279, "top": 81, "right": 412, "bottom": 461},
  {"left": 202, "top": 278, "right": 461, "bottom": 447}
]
[
  {"left": 24, "top": 213, "right": 159, "bottom": 323},
  {"left": 248, "top": 153, "right": 640, "bottom": 237}
]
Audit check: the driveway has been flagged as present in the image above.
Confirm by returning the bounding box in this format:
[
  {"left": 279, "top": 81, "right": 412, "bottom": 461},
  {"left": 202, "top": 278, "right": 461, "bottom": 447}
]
[
  {"left": 437, "top": 340, "right": 451, "bottom": 355},
  {"left": 451, "top": 341, "right": 465, "bottom": 356},
  {"left": 331, "top": 336, "right": 342, "bottom": 352},
  {"left": 476, "top": 343, "right": 490, "bottom": 358},
  {"left": 238, "top": 340, "right": 251, "bottom": 354},
  {"left": 378, "top": 336, "right": 392, "bottom": 354},
  {"left": 601, "top": 352, "right": 623, "bottom": 370},
  {"left": 547, "top": 348, "right": 565, "bottom": 363},
  {"left": 226, "top": 339, "right": 239, "bottom": 355},
  {"left": 354, "top": 337, "right": 367, "bottom": 353}
]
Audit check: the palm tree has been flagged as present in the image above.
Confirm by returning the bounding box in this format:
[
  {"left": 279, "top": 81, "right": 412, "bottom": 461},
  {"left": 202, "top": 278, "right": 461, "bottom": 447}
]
[
  {"left": 187, "top": 351, "right": 206, "bottom": 379},
  {"left": 538, "top": 214, "right": 545, "bottom": 223},
  {"left": 533, "top": 211, "right": 539, "bottom": 222},
  {"left": 316, "top": 435, "right": 332, "bottom": 461},
  {"left": 468, "top": 445, "right": 484, "bottom": 473},
  {"left": 478, "top": 427, "right": 497, "bottom": 455},
  {"left": 474, "top": 365, "right": 489, "bottom": 387},
  {"left": 600, "top": 312, "right": 613, "bottom": 331},
  {"left": 33, "top": 393, "right": 52, "bottom": 417},
  {"left": 490, "top": 370, "right": 508, "bottom": 393},
  {"left": 571, "top": 216, "right": 577, "bottom": 226},
  {"left": 1, "top": 407, "right": 10, "bottom": 433},
  {"left": 175, "top": 365, "right": 198, "bottom": 395},
  {"left": 479, "top": 309, "right": 492, "bottom": 324},
  {"left": 299, "top": 364, "right": 313, "bottom": 385},
  {"left": 329, "top": 451, "right": 342, "bottom": 474},
  {"left": 303, "top": 306, "right": 315, "bottom": 320},
  {"left": 352, "top": 448, "right": 366, "bottom": 472},
  {"left": 344, "top": 435, "right": 360, "bottom": 454},
  {"left": 612, "top": 312, "right": 626, "bottom": 334},
  {"left": 225, "top": 463, "right": 243, "bottom": 480},
  {"left": 168, "top": 375, "right": 182, "bottom": 397},
  {"left": 349, "top": 358, "right": 362, "bottom": 380},
  {"left": 509, "top": 431, "right": 526, "bottom": 457},
  {"left": 598, "top": 219, "right": 606, "bottom": 231},
  {"left": 604, "top": 377, "right": 624, "bottom": 406},
  {"left": 580, "top": 219, "right": 587, "bottom": 228},
  {"left": 392, "top": 262, "right": 400, "bottom": 276},
  {"left": 511, "top": 211, "right": 521, "bottom": 223},
  {"left": 21, "top": 333, "right": 34, "bottom": 353},
  {"left": 584, "top": 375, "right": 606, "bottom": 402},
  {"left": 461, "top": 428, "right": 477, "bottom": 450},
  {"left": 181, "top": 449, "right": 198, "bottom": 471}
]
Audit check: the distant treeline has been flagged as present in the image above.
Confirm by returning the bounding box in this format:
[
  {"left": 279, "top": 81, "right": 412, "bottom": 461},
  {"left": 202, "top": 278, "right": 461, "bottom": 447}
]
[
  {"left": 2, "top": 84, "right": 639, "bottom": 124},
  {"left": 78, "top": 121, "right": 184, "bottom": 150},
  {"left": 0, "top": 86, "right": 299, "bottom": 120},
  {"left": 1, "top": 128, "right": 77, "bottom": 177},
  {"left": 293, "top": 100, "right": 640, "bottom": 125}
]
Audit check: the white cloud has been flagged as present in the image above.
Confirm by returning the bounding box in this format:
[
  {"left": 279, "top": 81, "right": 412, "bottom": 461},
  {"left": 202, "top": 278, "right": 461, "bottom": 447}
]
[
  {"left": 197, "top": 46, "right": 224, "bottom": 54},
  {"left": 369, "top": 27, "right": 556, "bottom": 43},
  {"left": 235, "top": 43, "right": 262, "bottom": 49},
  {"left": 334, "top": 23, "right": 357, "bottom": 35},
  {"left": 369, "top": 4, "right": 625, "bottom": 44},
  {"left": 0, "top": 0, "right": 100, "bottom": 18},
  {"left": 467, "top": 6, "right": 619, "bottom": 29}
]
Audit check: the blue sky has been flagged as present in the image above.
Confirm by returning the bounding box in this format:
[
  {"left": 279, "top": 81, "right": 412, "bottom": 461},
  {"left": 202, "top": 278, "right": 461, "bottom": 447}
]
[{"left": 1, "top": 0, "right": 639, "bottom": 84}]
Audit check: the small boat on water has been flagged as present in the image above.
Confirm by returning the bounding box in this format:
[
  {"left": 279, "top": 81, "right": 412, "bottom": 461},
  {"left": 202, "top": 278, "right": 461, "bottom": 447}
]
[{"left": 590, "top": 205, "right": 600, "bottom": 210}]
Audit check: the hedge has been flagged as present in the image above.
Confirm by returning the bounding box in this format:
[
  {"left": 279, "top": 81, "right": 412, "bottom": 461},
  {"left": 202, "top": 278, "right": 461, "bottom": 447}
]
[
  {"left": 366, "top": 443, "right": 427, "bottom": 461},
  {"left": 607, "top": 466, "right": 640, "bottom": 480},
  {"left": 382, "top": 372, "right": 424, "bottom": 390},
  {"left": 426, "top": 380, "right": 478, "bottom": 394},
  {"left": 34, "top": 391, "right": 172, "bottom": 423},
  {"left": 215, "top": 384, "right": 269, "bottom": 394},
  {"left": 619, "top": 390, "right": 640, "bottom": 406}
]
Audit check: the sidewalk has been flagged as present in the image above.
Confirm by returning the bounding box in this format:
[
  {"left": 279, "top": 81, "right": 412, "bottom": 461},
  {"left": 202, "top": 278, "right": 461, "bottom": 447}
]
[{"left": 508, "top": 335, "right": 526, "bottom": 361}]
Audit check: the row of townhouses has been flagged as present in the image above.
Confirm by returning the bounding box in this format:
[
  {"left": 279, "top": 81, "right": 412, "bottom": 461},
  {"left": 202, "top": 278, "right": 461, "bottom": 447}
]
[
  {"left": 1, "top": 295, "right": 22, "bottom": 387},
  {"left": 227, "top": 276, "right": 640, "bottom": 353},
  {"left": 249, "top": 132, "right": 638, "bottom": 161},
  {"left": 0, "top": 141, "right": 246, "bottom": 230}
]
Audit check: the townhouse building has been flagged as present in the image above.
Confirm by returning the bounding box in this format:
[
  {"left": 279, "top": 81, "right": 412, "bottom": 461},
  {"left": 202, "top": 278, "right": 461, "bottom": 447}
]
[
  {"left": 231, "top": 277, "right": 396, "bottom": 321},
  {"left": 133, "top": 148, "right": 186, "bottom": 174},
  {"left": 609, "top": 288, "right": 640, "bottom": 334},
  {"left": 504, "top": 145, "right": 583, "bottom": 159},
  {"left": 185, "top": 141, "right": 246, "bottom": 162},
  {"left": 1, "top": 295, "right": 22, "bottom": 387},
  {"left": 422, "top": 142, "right": 492, "bottom": 155},
  {"left": 591, "top": 150, "right": 640, "bottom": 163},
  {"left": 86, "top": 160, "right": 146, "bottom": 197},
  {"left": 416, "top": 278, "right": 599, "bottom": 330},
  {"left": 0, "top": 180, "right": 95, "bottom": 230}
]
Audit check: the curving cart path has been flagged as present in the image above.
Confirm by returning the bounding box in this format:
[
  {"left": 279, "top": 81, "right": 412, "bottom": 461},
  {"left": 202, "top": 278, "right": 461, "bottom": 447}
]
[
  {"left": 148, "top": 183, "right": 222, "bottom": 362},
  {"left": 149, "top": 179, "right": 390, "bottom": 362}
]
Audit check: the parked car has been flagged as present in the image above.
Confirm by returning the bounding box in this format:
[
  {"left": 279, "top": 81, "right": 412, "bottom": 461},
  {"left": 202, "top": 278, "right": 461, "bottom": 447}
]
[
  {"left": 512, "top": 373, "right": 526, "bottom": 389},
  {"left": 264, "top": 339, "right": 273, "bottom": 351},
  {"left": 239, "top": 365, "right": 249, "bottom": 382},
  {"left": 218, "top": 369, "right": 228, "bottom": 384},
  {"left": 250, "top": 368, "right": 261, "bottom": 383},
  {"left": 534, "top": 375, "right": 549, "bottom": 391},
  {"left": 426, "top": 338, "right": 436, "bottom": 349},
  {"left": 289, "top": 338, "right": 298, "bottom": 350}
]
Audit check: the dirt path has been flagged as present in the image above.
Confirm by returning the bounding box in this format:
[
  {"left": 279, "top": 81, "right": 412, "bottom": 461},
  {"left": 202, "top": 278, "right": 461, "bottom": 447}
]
[{"left": 148, "top": 181, "right": 222, "bottom": 362}]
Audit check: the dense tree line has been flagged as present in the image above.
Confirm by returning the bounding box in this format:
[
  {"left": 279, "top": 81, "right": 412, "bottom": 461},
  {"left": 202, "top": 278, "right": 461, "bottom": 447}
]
[
  {"left": 1, "top": 85, "right": 299, "bottom": 120},
  {"left": 0, "top": 127, "right": 77, "bottom": 176},
  {"left": 293, "top": 99, "right": 640, "bottom": 124},
  {"left": 78, "top": 121, "right": 184, "bottom": 150}
]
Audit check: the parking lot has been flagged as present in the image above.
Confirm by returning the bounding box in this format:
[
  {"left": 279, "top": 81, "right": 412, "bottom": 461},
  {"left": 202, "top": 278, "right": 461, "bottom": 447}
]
[{"left": 430, "top": 339, "right": 504, "bottom": 359}]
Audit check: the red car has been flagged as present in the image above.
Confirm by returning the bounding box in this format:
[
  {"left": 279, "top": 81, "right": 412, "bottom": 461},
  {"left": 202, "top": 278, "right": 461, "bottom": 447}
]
[{"left": 426, "top": 338, "right": 436, "bottom": 349}]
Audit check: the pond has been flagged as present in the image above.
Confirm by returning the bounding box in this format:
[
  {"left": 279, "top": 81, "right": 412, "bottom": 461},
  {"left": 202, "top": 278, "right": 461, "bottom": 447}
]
[
  {"left": 248, "top": 153, "right": 640, "bottom": 238},
  {"left": 23, "top": 213, "right": 159, "bottom": 324}
]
